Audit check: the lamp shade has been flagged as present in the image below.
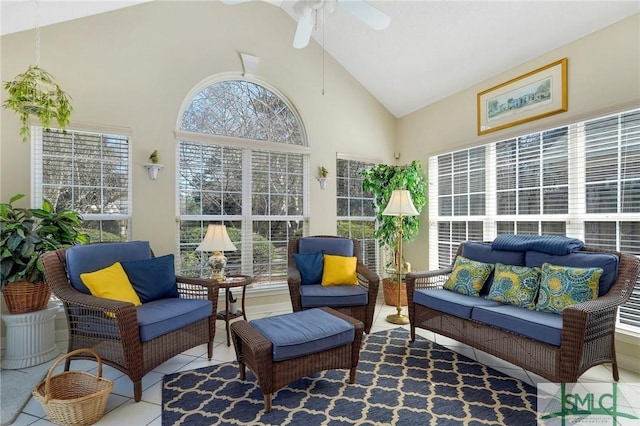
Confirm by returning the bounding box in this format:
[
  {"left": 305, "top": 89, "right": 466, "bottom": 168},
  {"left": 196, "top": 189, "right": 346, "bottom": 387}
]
[
  {"left": 382, "top": 190, "right": 419, "bottom": 216},
  {"left": 196, "top": 224, "right": 237, "bottom": 252}
]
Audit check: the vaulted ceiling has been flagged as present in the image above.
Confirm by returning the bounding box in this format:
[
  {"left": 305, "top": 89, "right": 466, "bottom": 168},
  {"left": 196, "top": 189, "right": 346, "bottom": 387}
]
[{"left": 2, "top": 0, "right": 638, "bottom": 118}]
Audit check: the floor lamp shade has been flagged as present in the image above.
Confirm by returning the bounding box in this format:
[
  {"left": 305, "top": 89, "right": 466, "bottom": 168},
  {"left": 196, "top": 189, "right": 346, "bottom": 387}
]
[
  {"left": 382, "top": 189, "right": 419, "bottom": 217},
  {"left": 382, "top": 190, "right": 418, "bottom": 325},
  {"left": 196, "top": 224, "right": 236, "bottom": 281}
]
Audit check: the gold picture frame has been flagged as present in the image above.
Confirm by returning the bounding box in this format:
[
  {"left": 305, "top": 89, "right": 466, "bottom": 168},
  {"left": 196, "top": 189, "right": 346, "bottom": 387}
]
[{"left": 477, "top": 58, "right": 567, "bottom": 135}]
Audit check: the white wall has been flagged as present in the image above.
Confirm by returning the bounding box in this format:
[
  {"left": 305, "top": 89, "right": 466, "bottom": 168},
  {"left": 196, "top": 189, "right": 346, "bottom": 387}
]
[
  {"left": 0, "top": 1, "right": 396, "bottom": 256},
  {"left": 397, "top": 13, "right": 640, "bottom": 272}
]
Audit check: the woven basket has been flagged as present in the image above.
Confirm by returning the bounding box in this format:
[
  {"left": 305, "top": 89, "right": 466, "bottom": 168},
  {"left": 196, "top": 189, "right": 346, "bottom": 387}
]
[
  {"left": 33, "top": 349, "right": 114, "bottom": 426},
  {"left": 3, "top": 280, "right": 51, "bottom": 313},
  {"left": 383, "top": 278, "right": 407, "bottom": 307}
]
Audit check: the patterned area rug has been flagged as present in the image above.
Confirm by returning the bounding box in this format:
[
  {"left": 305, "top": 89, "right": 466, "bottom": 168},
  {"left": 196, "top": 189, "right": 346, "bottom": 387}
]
[{"left": 162, "top": 328, "right": 536, "bottom": 425}]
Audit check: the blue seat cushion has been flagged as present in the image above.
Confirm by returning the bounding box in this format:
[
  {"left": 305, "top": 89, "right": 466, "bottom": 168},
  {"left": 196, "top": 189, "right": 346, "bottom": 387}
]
[
  {"left": 525, "top": 250, "right": 619, "bottom": 296},
  {"left": 137, "top": 298, "right": 212, "bottom": 342},
  {"left": 249, "top": 308, "right": 355, "bottom": 361},
  {"left": 414, "top": 289, "right": 501, "bottom": 319},
  {"left": 299, "top": 237, "right": 353, "bottom": 257},
  {"left": 300, "top": 284, "right": 368, "bottom": 308},
  {"left": 121, "top": 254, "right": 179, "bottom": 303},
  {"left": 471, "top": 304, "right": 562, "bottom": 346},
  {"left": 66, "top": 241, "right": 152, "bottom": 294},
  {"left": 461, "top": 241, "right": 526, "bottom": 294}
]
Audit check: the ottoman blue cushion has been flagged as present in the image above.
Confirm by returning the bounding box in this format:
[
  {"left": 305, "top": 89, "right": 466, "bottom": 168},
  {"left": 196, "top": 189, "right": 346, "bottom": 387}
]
[{"left": 249, "top": 308, "right": 355, "bottom": 361}]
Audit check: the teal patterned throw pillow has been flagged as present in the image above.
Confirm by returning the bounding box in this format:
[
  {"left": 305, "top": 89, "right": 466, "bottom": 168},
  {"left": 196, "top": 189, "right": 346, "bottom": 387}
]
[
  {"left": 485, "top": 263, "right": 541, "bottom": 309},
  {"left": 535, "top": 263, "right": 602, "bottom": 314},
  {"left": 443, "top": 256, "right": 494, "bottom": 297}
]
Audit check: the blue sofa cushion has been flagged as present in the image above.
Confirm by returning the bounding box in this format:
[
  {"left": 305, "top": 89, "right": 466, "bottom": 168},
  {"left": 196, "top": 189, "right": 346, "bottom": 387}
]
[
  {"left": 414, "top": 289, "right": 502, "bottom": 319},
  {"left": 461, "top": 241, "right": 526, "bottom": 293},
  {"left": 66, "top": 241, "right": 152, "bottom": 294},
  {"left": 137, "top": 298, "right": 212, "bottom": 342},
  {"left": 121, "top": 254, "right": 179, "bottom": 303},
  {"left": 249, "top": 308, "right": 355, "bottom": 361},
  {"left": 299, "top": 237, "right": 353, "bottom": 257},
  {"left": 471, "top": 304, "right": 563, "bottom": 346},
  {"left": 292, "top": 251, "right": 324, "bottom": 285},
  {"left": 300, "top": 284, "right": 368, "bottom": 307},
  {"left": 525, "top": 250, "right": 618, "bottom": 296}
]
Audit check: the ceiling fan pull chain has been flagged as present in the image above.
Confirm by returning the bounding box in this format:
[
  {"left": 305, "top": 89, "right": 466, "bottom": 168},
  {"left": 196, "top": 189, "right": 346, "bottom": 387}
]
[
  {"left": 322, "top": 9, "right": 325, "bottom": 96},
  {"left": 34, "top": 0, "right": 41, "bottom": 66}
]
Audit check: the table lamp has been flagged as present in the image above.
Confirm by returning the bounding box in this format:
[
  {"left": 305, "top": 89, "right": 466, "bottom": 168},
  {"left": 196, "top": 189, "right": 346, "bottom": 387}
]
[
  {"left": 382, "top": 189, "right": 419, "bottom": 325},
  {"left": 196, "top": 224, "right": 237, "bottom": 282}
]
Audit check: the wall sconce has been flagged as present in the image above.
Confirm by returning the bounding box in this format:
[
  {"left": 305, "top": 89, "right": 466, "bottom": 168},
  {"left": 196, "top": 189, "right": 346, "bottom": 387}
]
[
  {"left": 144, "top": 163, "right": 164, "bottom": 180},
  {"left": 317, "top": 166, "right": 329, "bottom": 190}
]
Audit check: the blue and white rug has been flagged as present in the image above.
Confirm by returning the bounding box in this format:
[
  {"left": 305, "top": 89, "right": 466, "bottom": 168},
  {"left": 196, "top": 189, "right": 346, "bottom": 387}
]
[{"left": 162, "top": 328, "right": 536, "bottom": 425}]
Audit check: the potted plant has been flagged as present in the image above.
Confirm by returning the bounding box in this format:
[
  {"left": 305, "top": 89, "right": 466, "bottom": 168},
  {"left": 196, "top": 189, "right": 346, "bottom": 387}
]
[
  {"left": 3, "top": 65, "right": 73, "bottom": 142},
  {"left": 1, "top": 194, "right": 88, "bottom": 313},
  {"left": 361, "top": 160, "right": 427, "bottom": 305}
]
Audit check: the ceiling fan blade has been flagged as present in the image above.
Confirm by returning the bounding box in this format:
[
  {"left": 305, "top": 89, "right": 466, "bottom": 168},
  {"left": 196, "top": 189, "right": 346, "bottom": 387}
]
[
  {"left": 338, "top": 0, "right": 390, "bottom": 30},
  {"left": 293, "top": 7, "right": 314, "bottom": 49}
]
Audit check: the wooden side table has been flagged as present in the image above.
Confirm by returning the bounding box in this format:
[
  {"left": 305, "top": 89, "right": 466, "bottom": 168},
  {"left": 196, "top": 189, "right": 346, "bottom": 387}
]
[{"left": 216, "top": 275, "right": 253, "bottom": 346}]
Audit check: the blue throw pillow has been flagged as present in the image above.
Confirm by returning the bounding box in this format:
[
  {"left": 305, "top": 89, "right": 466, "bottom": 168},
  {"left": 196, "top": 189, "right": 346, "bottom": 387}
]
[
  {"left": 121, "top": 254, "right": 179, "bottom": 303},
  {"left": 292, "top": 251, "right": 324, "bottom": 285}
]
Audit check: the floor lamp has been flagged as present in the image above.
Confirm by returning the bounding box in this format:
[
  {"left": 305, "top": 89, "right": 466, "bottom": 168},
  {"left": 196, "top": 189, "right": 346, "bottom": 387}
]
[{"left": 383, "top": 189, "right": 419, "bottom": 325}]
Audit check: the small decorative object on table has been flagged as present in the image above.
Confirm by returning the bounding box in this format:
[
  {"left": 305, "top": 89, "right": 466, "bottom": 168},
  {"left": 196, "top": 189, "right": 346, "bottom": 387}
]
[{"left": 196, "top": 224, "right": 237, "bottom": 281}]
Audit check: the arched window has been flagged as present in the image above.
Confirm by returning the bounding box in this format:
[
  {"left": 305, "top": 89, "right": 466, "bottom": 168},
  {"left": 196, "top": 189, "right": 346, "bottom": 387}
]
[{"left": 177, "top": 77, "right": 309, "bottom": 285}]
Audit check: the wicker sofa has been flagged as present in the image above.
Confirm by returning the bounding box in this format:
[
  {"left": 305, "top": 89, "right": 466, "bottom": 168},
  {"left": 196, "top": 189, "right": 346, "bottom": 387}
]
[{"left": 406, "top": 240, "right": 640, "bottom": 383}]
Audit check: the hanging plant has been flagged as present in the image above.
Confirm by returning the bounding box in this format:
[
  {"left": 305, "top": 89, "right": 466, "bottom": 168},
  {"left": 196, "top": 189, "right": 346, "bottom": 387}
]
[{"left": 3, "top": 65, "right": 73, "bottom": 142}]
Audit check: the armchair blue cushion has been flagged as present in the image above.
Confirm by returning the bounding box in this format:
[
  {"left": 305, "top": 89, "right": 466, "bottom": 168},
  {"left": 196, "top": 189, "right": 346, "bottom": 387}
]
[
  {"left": 292, "top": 251, "right": 324, "bottom": 285},
  {"left": 299, "top": 237, "right": 353, "bottom": 257},
  {"left": 66, "top": 241, "right": 152, "bottom": 294},
  {"left": 121, "top": 254, "right": 179, "bottom": 303}
]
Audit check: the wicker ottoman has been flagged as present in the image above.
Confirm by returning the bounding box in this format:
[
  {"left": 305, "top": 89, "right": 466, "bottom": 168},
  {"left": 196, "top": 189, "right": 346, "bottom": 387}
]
[{"left": 230, "top": 307, "right": 364, "bottom": 412}]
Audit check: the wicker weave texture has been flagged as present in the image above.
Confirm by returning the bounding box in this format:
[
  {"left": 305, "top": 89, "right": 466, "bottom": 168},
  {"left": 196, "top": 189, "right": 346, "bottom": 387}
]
[
  {"left": 33, "top": 349, "right": 114, "bottom": 426},
  {"left": 231, "top": 307, "right": 364, "bottom": 413},
  {"left": 40, "top": 245, "right": 219, "bottom": 402},
  {"left": 406, "top": 243, "right": 640, "bottom": 384},
  {"left": 2, "top": 280, "right": 51, "bottom": 313},
  {"left": 287, "top": 236, "right": 380, "bottom": 333}
]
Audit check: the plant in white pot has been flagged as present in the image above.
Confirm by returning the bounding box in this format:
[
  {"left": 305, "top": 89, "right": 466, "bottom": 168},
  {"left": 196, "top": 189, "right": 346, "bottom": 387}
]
[
  {"left": 3, "top": 65, "right": 72, "bottom": 142},
  {"left": 361, "top": 160, "right": 427, "bottom": 305},
  {"left": 1, "top": 194, "right": 88, "bottom": 313}
]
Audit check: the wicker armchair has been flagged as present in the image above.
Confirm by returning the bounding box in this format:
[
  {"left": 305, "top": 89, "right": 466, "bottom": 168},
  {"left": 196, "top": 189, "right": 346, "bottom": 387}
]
[
  {"left": 287, "top": 236, "right": 380, "bottom": 333},
  {"left": 40, "top": 242, "right": 219, "bottom": 402},
  {"left": 406, "top": 243, "right": 640, "bottom": 383}
]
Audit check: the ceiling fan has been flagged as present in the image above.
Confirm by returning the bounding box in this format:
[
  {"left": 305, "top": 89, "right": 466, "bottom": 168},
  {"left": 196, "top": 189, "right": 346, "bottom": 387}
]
[{"left": 222, "top": 0, "right": 391, "bottom": 49}]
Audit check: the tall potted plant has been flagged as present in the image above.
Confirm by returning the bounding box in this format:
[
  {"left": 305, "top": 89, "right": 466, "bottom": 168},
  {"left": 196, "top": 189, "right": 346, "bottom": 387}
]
[
  {"left": 361, "top": 160, "right": 427, "bottom": 305},
  {"left": 1, "top": 194, "right": 88, "bottom": 313}
]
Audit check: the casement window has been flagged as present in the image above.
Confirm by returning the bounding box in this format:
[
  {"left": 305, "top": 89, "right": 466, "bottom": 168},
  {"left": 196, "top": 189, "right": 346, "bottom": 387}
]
[
  {"left": 32, "top": 127, "right": 132, "bottom": 242},
  {"left": 429, "top": 108, "right": 640, "bottom": 331},
  {"left": 336, "top": 157, "right": 378, "bottom": 272},
  {"left": 177, "top": 78, "right": 309, "bottom": 285}
]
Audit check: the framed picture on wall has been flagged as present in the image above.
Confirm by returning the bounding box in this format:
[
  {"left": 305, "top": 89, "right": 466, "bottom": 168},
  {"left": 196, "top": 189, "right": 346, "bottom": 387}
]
[{"left": 477, "top": 58, "right": 568, "bottom": 135}]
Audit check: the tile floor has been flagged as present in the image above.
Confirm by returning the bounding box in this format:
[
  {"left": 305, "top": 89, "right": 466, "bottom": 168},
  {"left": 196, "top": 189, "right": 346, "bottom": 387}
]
[{"left": 6, "top": 298, "right": 640, "bottom": 425}]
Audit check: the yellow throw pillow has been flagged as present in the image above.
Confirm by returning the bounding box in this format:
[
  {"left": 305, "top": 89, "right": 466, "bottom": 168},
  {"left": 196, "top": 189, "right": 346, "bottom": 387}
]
[
  {"left": 81, "top": 262, "right": 142, "bottom": 307},
  {"left": 321, "top": 254, "right": 359, "bottom": 286}
]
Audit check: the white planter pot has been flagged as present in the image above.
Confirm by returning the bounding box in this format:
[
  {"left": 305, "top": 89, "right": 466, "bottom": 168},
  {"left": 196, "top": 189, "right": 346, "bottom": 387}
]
[{"left": 1, "top": 302, "right": 59, "bottom": 369}]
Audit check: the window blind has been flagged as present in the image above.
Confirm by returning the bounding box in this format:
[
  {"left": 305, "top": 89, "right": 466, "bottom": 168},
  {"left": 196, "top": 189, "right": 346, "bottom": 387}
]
[
  {"left": 32, "top": 127, "right": 131, "bottom": 242},
  {"left": 429, "top": 108, "right": 640, "bottom": 331}
]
